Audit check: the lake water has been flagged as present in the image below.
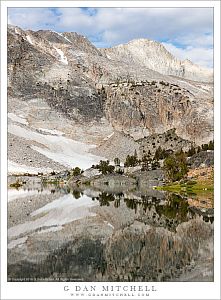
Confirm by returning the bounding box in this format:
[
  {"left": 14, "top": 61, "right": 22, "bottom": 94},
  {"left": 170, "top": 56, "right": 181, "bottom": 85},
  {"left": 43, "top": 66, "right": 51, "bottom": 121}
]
[{"left": 7, "top": 178, "right": 214, "bottom": 282}]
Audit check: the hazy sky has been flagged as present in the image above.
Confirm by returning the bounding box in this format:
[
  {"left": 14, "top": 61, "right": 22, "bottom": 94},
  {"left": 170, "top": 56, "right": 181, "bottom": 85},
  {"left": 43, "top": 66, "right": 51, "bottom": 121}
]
[{"left": 8, "top": 7, "right": 213, "bottom": 68}]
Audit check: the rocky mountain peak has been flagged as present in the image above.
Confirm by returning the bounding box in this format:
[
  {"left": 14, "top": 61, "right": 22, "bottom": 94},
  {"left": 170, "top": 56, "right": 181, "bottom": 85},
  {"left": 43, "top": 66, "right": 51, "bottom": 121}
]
[
  {"left": 7, "top": 25, "right": 213, "bottom": 146},
  {"left": 126, "top": 38, "right": 173, "bottom": 53},
  {"left": 101, "top": 38, "right": 213, "bottom": 83}
]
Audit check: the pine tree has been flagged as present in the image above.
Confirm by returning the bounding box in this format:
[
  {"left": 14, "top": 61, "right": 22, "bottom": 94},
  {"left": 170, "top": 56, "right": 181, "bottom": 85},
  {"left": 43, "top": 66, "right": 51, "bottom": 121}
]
[
  {"left": 141, "top": 155, "right": 152, "bottom": 171},
  {"left": 208, "top": 140, "right": 214, "bottom": 150},
  {"left": 124, "top": 154, "right": 139, "bottom": 167},
  {"left": 163, "top": 150, "right": 188, "bottom": 182},
  {"left": 114, "top": 157, "right": 120, "bottom": 166},
  {"left": 187, "top": 146, "right": 196, "bottom": 157},
  {"left": 96, "top": 160, "right": 115, "bottom": 174},
  {"left": 202, "top": 143, "right": 209, "bottom": 151}
]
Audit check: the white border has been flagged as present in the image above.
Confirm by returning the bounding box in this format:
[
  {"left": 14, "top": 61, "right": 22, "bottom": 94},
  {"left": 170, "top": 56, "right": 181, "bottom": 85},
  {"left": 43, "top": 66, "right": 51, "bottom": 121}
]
[{"left": 1, "top": 1, "right": 220, "bottom": 300}]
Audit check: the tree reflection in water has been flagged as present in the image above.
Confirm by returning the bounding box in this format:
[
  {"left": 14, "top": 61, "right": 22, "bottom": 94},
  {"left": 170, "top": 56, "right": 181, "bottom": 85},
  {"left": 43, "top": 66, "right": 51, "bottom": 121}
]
[
  {"left": 8, "top": 188, "right": 213, "bottom": 282},
  {"left": 95, "top": 191, "right": 191, "bottom": 223}
]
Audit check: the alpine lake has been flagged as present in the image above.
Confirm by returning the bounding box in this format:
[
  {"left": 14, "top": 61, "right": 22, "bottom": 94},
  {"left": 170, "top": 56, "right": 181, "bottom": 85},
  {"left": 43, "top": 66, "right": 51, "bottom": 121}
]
[{"left": 7, "top": 173, "right": 214, "bottom": 282}]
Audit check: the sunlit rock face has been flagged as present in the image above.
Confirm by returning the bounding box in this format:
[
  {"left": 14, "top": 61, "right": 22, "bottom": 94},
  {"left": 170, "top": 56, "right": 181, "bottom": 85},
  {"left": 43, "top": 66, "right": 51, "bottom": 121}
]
[
  {"left": 101, "top": 39, "right": 213, "bottom": 82},
  {"left": 8, "top": 25, "right": 213, "bottom": 152},
  {"left": 7, "top": 25, "right": 214, "bottom": 283},
  {"left": 98, "top": 80, "right": 213, "bottom": 143}
]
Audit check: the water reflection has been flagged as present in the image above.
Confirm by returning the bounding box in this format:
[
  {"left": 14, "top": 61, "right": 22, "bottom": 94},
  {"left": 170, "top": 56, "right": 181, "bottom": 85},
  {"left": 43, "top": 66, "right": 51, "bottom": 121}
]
[
  {"left": 92, "top": 190, "right": 213, "bottom": 230},
  {"left": 8, "top": 182, "right": 214, "bottom": 282},
  {"left": 155, "top": 194, "right": 190, "bottom": 223}
]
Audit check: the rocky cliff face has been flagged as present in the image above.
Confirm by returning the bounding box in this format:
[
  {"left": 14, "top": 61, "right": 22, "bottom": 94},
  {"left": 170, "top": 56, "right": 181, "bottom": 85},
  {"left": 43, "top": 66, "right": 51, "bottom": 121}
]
[
  {"left": 7, "top": 25, "right": 214, "bottom": 165},
  {"left": 95, "top": 78, "right": 213, "bottom": 144},
  {"left": 101, "top": 39, "right": 213, "bottom": 83},
  {"left": 7, "top": 25, "right": 105, "bottom": 122}
]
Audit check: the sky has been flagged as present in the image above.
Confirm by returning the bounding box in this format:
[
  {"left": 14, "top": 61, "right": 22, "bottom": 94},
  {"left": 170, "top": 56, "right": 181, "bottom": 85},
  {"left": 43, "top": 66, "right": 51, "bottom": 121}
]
[{"left": 8, "top": 7, "right": 213, "bottom": 69}]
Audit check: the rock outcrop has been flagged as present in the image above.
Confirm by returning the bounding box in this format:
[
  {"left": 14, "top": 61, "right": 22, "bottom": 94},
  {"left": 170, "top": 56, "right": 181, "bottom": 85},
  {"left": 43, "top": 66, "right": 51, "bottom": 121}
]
[
  {"left": 101, "top": 39, "right": 213, "bottom": 83},
  {"left": 188, "top": 151, "right": 214, "bottom": 168},
  {"left": 7, "top": 25, "right": 214, "bottom": 165}
]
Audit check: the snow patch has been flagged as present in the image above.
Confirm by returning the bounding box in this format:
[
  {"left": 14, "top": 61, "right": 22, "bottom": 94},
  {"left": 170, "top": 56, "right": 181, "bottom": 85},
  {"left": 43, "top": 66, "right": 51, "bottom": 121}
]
[
  {"left": 57, "top": 32, "right": 72, "bottom": 44},
  {"left": 31, "top": 144, "right": 97, "bottom": 169},
  {"left": 54, "top": 46, "right": 68, "bottom": 65},
  {"left": 37, "top": 226, "right": 63, "bottom": 234},
  {"left": 8, "top": 124, "right": 103, "bottom": 169},
  {"left": 8, "top": 113, "right": 28, "bottom": 125},
  {"left": 62, "top": 35, "right": 72, "bottom": 44},
  {"left": 31, "top": 194, "right": 96, "bottom": 217},
  {"left": 103, "top": 132, "right": 114, "bottom": 141},
  {"left": 8, "top": 189, "right": 52, "bottom": 202},
  {"left": 8, "top": 160, "right": 52, "bottom": 175},
  {"left": 8, "top": 194, "right": 98, "bottom": 239},
  {"left": 104, "top": 221, "right": 114, "bottom": 229},
  {"left": 200, "top": 85, "right": 211, "bottom": 91},
  {"left": 26, "top": 35, "right": 33, "bottom": 45},
  {"left": 38, "top": 128, "right": 64, "bottom": 136},
  {"left": 8, "top": 237, "right": 28, "bottom": 249}
]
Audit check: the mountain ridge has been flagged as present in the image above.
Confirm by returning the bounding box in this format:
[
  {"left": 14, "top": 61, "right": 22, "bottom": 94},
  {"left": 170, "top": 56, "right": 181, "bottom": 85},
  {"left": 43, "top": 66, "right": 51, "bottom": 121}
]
[
  {"left": 7, "top": 25, "right": 214, "bottom": 170},
  {"left": 101, "top": 38, "right": 213, "bottom": 83}
]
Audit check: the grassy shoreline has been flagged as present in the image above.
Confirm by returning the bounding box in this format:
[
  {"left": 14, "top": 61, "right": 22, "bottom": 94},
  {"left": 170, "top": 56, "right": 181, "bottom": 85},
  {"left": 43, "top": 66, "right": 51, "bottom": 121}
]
[{"left": 155, "top": 181, "right": 213, "bottom": 193}]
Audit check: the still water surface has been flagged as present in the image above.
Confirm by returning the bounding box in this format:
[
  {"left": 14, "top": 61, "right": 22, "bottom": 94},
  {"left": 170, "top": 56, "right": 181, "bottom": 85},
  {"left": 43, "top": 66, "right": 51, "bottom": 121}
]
[{"left": 8, "top": 181, "right": 214, "bottom": 282}]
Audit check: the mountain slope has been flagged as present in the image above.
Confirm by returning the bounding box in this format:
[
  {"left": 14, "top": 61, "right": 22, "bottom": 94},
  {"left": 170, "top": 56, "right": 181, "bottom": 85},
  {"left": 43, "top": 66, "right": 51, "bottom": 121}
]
[
  {"left": 101, "top": 39, "right": 213, "bottom": 83},
  {"left": 7, "top": 25, "right": 214, "bottom": 171}
]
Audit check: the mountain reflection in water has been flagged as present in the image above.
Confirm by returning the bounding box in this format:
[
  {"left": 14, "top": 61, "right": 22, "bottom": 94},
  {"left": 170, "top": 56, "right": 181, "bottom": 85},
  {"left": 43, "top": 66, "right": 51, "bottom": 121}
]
[{"left": 8, "top": 185, "right": 213, "bottom": 282}]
